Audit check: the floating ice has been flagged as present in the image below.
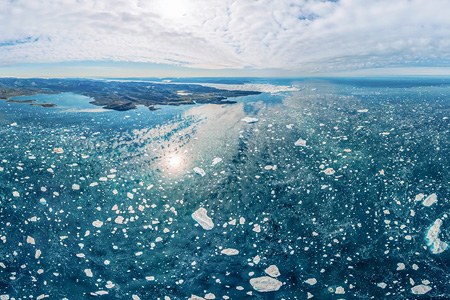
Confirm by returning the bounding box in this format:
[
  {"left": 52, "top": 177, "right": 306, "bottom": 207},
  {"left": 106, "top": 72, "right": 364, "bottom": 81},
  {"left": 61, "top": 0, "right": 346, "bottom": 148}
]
[
  {"left": 411, "top": 284, "right": 432, "bottom": 295},
  {"left": 415, "top": 193, "right": 425, "bottom": 201},
  {"left": 323, "top": 168, "right": 335, "bottom": 175},
  {"left": 250, "top": 276, "right": 282, "bottom": 292},
  {"left": 212, "top": 158, "right": 222, "bottom": 166},
  {"left": 425, "top": 218, "right": 448, "bottom": 254},
  {"left": 84, "top": 269, "right": 93, "bottom": 277},
  {"left": 188, "top": 295, "right": 206, "bottom": 300},
  {"left": 396, "top": 263, "right": 405, "bottom": 271},
  {"left": 12, "top": 191, "right": 20, "bottom": 197},
  {"left": 53, "top": 148, "right": 64, "bottom": 154},
  {"left": 193, "top": 167, "right": 206, "bottom": 177},
  {"left": 26, "top": 236, "right": 35, "bottom": 245},
  {"left": 294, "top": 138, "right": 307, "bottom": 147},
  {"left": 220, "top": 248, "right": 239, "bottom": 256},
  {"left": 305, "top": 278, "right": 317, "bottom": 285},
  {"left": 335, "top": 286, "right": 345, "bottom": 294},
  {"left": 357, "top": 109, "right": 369, "bottom": 113},
  {"left": 241, "top": 117, "right": 259, "bottom": 124},
  {"left": 92, "top": 220, "right": 103, "bottom": 228},
  {"left": 72, "top": 184, "right": 80, "bottom": 190},
  {"left": 264, "top": 265, "right": 280, "bottom": 278},
  {"left": 192, "top": 208, "right": 214, "bottom": 230},
  {"left": 422, "top": 193, "right": 437, "bottom": 207}
]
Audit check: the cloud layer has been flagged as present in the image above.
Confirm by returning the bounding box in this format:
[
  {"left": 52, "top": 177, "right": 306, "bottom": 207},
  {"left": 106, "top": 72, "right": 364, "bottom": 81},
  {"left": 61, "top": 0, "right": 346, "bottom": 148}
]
[{"left": 1, "top": 0, "right": 450, "bottom": 73}]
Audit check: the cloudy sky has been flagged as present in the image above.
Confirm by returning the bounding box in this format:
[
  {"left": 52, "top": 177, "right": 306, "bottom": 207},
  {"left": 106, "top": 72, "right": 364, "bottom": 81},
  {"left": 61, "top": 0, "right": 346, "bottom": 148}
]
[{"left": 1, "top": 0, "right": 450, "bottom": 77}]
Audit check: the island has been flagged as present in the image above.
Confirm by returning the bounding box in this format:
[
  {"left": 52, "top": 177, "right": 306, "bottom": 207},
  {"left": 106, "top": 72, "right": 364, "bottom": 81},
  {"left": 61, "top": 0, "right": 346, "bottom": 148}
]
[{"left": 0, "top": 78, "right": 260, "bottom": 111}]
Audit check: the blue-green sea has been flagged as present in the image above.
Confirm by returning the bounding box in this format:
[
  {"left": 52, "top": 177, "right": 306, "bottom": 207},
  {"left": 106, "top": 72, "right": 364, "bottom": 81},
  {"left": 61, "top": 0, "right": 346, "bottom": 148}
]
[{"left": 1, "top": 78, "right": 449, "bottom": 299}]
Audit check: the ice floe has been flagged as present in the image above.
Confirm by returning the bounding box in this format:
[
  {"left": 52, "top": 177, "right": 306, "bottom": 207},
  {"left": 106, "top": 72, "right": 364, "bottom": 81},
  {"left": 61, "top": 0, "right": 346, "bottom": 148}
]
[
  {"left": 220, "top": 248, "right": 239, "bottom": 256},
  {"left": 193, "top": 167, "right": 206, "bottom": 177},
  {"left": 250, "top": 276, "right": 282, "bottom": 292},
  {"left": 192, "top": 208, "right": 214, "bottom": 230},
  {"left": 264, "top": 265, "right": 280, "bottom": 278},
  {"left": 212, "top": 157, "right": 222, "bottom": 166},
  {"left": 422, "top": 193, "right": 437, "bottom": 207},
  {"left": 411, "top": 284, "right": 432, "bottom": 295},
  {"left": 425, "top": 218, "right": 448, "bottom": 254},
  {"left": 305, "top": 278, "right": 317, "bottom": 285},
  {"left": 241, "top": 117, "right": 259, "bottom": 124},
  {"left": 92, "top": 220, "right": 103, "bottom": 228},
  {"left": 294, "top": 138, "right": 307, "bottom": 147}
]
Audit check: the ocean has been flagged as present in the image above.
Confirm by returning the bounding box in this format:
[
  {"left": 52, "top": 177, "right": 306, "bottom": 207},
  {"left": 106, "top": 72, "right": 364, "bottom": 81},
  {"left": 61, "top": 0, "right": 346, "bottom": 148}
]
[{"left": 0, "top": 77, "right": 449, "bottom": 299}]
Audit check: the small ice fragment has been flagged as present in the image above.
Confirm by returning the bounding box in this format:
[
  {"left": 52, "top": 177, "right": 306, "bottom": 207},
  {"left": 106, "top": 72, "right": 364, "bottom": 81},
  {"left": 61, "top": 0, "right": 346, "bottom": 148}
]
[
  {"left": 192, "top": 208, "right": 214, "bottom": 230},
  {"left": 145, "top": 276, "right": 155, "bottom": 281},
  {"left": 241, "top": 117, "right": 259, "bottom": 124},
  {"left": 212, "top": 158, "right": 222, "bottom": 166},
  {"left": 323, "top": 168, "right": 335, "bottom": 175},
  {"left": 422, "top": 193, "right": 437, "bottom": 207},
  {"left": 53, "top": 148, "right": 64, "bottom": 154},
  {"left": 132, "top": 295, "right": 141, "bottom": 300},
  {"left": 250, "top": 276, "right": 282, "bottom": 292},
  {"left": 92, "top": 220, "right": 103, "bottom": 228},
  {"left": 415, "top": 193, "right": 425, "bottom": 201},
  {"left": 253, "top": 224, "right": 261, "bottom": 233},
  {"left": 305, "top": 278, "right": 317, "bottom": 285},
  {"left": 127, "top": 192, "right": 134, "bottom": 199},
  {"left": 411, "top": 284, "right": 432, "bottom": 295},
  {"left": 335, "top": 286, "right": 345, "bottom": 294},
  {"left": 396, "top": 263, "right": 405, "bottom": 271},
  {"left": 253, "top": 255, "right": 261, "bottom": 264},
  {"left": 35, "top": 249, "right": 41, "bottom": 259},
  {"left": 193, "top": 167, "right": 206, "bottom": 177},
  {"left": 204, "top": 293, "right": 215, "bottom": 299},
  {"left": 12, "top": 191, "right": 20, "bottom": 197},
  {"left": 357, "top": 109, "right": 369, "bottom": 113},
  {"left": 264, "top": 265, "right": 280, "bottom": 278},
  {"left": 188, "top": 295, "right": 206, "bottom": 300},
  {"left": 221, "top": 248, "right": 239, "bottom": 256},
  {"left": 84, "top": 269, "right": 93, "bottom": 277},
  {"left": 72, "top": 184, "right": 80, "bottom": 190},
  {"left": 294, "top": 138, "right": 307, "bottom": 147},
  {"left": 26, "top": 236, "right": 35, "bottom": 245},
  {"left": 425, "top": 218, "right": 448, "bottom": 254},
  {"left": 377, "top": 282, "right": 387, "bottom": 289}
]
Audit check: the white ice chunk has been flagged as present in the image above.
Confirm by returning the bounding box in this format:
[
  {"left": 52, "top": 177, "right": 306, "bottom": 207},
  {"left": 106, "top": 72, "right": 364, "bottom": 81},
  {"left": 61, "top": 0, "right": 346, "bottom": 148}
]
[
  {"left": 264, "top": 265, "right": 280, "bottom": 278},
  {"left": 192, "top": 208, "right": 214, "bottom": 230},
  {"left": 212, "top": 158, "right": 222, "bottom": 166},
  {"left": 425, "top": 218, "right": 448, "bottom": 254},
  {"left": 422, "top": 193, "right": 437, "bottom": 207},
  {"left": 294, "top": 138, "right": 307, "bottom": 147},
  {"left": 84, "top": 269, "right": 93, "bottom": 277},
  {"left": 411, "top": 284, "right": 432, "bottom": 295},
  {"left": 221, "top": 248, "right": 239, "bottom": 256},
  {"left": 193, "top": 167, "right": 206, "bottom": 177},
  {"left": 250, "top": 276, "right": 282, "bottom": 292},
  {"left": 241, "top": 117, "right": 259, "bottom": 124},
  {"left": 92, "top": 220, "right": 103, "bottom": 228},
  {"left": 305, "top": 278, "right": 317, "bottom": 285}
]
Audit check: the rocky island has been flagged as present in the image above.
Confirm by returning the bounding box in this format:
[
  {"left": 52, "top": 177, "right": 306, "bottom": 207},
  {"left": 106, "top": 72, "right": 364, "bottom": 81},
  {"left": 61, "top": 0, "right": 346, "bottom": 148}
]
[{"left": 0, "top": 78, "right": 260, "bottom": 111}]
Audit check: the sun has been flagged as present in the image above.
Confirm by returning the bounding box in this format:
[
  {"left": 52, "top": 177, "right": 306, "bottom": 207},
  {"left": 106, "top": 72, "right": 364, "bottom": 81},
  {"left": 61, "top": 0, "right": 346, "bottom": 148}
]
[{"left": 155, "top": 0, "right": 191, "bottom": 20}]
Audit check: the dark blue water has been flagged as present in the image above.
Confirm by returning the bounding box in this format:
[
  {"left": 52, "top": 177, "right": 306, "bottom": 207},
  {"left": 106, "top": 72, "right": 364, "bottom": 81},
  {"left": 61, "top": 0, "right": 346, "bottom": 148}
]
[{"left": 0, "top": 78, "right": 449, "bottom": 299}]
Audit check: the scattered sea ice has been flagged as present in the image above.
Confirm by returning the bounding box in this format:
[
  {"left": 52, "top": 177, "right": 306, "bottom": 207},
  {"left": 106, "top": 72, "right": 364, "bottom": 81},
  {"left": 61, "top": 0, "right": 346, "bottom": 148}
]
[
  {"left": 192, "top": 208, "right": 214, "bottom": 230},
  {"left": 250, "top": 276, "right": 282, "bottom": 292},
  {"left": 305, "top": 278, "right": 317, "bottom": 285}
]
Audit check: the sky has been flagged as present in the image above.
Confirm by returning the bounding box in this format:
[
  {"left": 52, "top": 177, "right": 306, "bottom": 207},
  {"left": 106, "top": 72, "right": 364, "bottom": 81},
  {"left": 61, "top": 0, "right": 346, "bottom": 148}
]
[{"left": 1, "top": 0, "right": 450, "bottom": 78}]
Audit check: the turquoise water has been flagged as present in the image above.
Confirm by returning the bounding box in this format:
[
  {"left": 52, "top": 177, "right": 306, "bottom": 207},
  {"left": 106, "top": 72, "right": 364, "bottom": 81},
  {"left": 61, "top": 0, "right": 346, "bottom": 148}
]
[{"left": 0, "top": 78, "right": 449, "bottom": 299}]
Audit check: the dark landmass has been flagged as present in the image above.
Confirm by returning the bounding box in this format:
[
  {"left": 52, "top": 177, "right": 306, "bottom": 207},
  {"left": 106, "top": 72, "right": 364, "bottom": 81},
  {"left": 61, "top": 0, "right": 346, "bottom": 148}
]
[
  {"left": 7, "top": 98, "right": 57, "bottom": 108},
  {"left": 0, "top": 78, "right": 260, "bottom": 111}
]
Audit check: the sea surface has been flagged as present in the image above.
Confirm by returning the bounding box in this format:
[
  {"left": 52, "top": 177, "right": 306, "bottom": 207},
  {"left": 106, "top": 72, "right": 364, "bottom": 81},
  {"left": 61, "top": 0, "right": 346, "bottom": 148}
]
[{"left": 0, "top": 78, "right": 449, "bottom": 299}]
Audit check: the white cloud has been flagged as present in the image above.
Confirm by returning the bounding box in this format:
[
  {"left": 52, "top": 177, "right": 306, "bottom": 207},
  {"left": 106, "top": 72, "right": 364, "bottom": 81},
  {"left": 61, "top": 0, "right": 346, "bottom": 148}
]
[{"left": 1, "top": 0, "right": 450, "bottom": 73}]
